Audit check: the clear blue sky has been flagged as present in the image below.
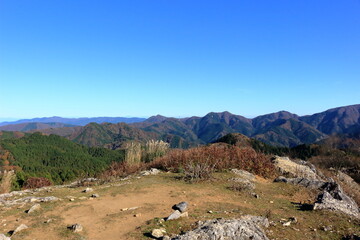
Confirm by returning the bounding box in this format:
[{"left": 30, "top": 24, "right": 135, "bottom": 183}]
[{"left": 1, "top": 0, "right": 359, "bottom": 120}]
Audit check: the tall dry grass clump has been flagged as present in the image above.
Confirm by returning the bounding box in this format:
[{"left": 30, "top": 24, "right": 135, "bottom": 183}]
[
  {"left": 142, "top": 140, "right": 169, "bottom": 163},
  {"left": 124, "top": 142, "right": 142, "bottom": 165},
  {"left": 100, "top": 140, "right": 169, "bottom": 181}
]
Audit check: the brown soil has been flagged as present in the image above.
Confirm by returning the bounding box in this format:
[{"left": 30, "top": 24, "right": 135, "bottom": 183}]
[{"left": 1, "top": 173, "right": 359, "bottom": 240}]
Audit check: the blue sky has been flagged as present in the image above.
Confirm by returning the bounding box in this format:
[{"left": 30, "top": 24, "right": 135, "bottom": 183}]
[{"left": 1, "top": 0, "right": 359, "bottom": 120}]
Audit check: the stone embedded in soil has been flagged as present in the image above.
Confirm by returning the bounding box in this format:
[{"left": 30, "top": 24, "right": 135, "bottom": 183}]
[
  {"left": 83, "top": 188, "right": 93, "bottom": 193},
  {"left": 151, "top": 228, "right": 166, "bottom": 238},
  {"left": 166, "top": 210, "right": 182, "bottom": 221},
  {"left": 91, "top": 194, "right": 99, "bottom": 198},
  {"left": 27, "top": 203, "right": 41, "bottom": 214},
  {"left": 12, "top": 224, "right": 28, "bottom": 235},
  {"left": 68, "top": 223, "right": 83, "bottom": 233}
]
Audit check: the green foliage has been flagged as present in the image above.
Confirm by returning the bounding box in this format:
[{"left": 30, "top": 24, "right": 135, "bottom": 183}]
[
  {"left": 289, "top": 144, "right": 321, "bottom": 160},
  {"left": 250, "top": 138, "right": 290, "bottom": 156},
  {"left": 1, "top": 133, "right": 124, "bottom": 186}
]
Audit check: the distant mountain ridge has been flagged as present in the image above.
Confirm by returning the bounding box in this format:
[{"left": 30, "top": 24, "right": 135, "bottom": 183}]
[
  {"left": 1, "top": 104, "right": 359, "bottom": 148},
  {"left": 0, "top": 116, "right": 146, "bottom": 127},
  {"left": 0, "top": 122, "right": 76, "bottom": 132}
]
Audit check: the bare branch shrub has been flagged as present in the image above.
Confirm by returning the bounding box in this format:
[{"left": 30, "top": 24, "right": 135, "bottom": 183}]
[
  {"left": 23, "top": 177, "right": 52, "bottom": 189},
  {"left": 151, "top": 143, "right": 275, "bottom": 180},
  {"left": 99, "top": 161, "right": 145, "bottom": 181}
]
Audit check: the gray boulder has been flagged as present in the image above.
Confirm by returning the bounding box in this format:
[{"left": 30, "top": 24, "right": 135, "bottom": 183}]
[
  {"left": 231, "top": 169, "right": 255, "bottom": 181},
  {"left": 272, "top": 156, "right": 320, "bottom": 180},
  {"left": 314, "top": 182, "right": 360, "bottom": 219},
  {"left": 166, "top": 210, "right": 182, "bottom": 221},
  {"left": 172, "top": 202, "right": 188, "bottom": 212},
  {"left": 275, "top": 176, "right": 360, "bottom": 219},
  {"left": 171, "top": 215, "right": 269, "bottom": 240},
  {"left": 230, "top": 178, "right": 256, "bottom": 191}
]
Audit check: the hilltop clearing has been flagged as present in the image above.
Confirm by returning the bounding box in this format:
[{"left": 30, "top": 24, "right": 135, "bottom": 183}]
[{"left": 0, "top": 166, "right": 359, "bottom": 239}]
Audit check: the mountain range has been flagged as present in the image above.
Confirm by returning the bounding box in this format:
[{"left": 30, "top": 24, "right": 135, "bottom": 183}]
[
  {"left": 0, "top": 104, "right": 359, "bottom": 148},
  {"left": 0, "top": 116, "right": 146, "bottom": 127}
]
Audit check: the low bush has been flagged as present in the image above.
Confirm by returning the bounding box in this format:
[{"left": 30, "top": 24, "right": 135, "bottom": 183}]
[
  {"left": 23, "top": 177, "right": 52, "bottom": 189},
  {"left": 99, "top": 161, "right": 146, "bottom": 181}
]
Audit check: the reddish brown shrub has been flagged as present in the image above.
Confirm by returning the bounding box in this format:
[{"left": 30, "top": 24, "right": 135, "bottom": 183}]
[
  {"left": 150, "top": 143, "right": 276, "bottom": 179},
  {"left": 23, "top": 177, "right": 52, "bottom": 189},
  {"left": 99, "top": 161, "right": 146, "bottom": 181}
]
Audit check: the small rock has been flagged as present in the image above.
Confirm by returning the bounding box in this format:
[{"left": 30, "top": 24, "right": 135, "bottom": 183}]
[
  {"left": 69, "top": 198, "right": 75, "bottom": 202},
  {"left": 166, "top": 210, "right": 182, "bottom": 221},
  {"left": 121, "top": 208, "right": 128, "bottom": 211},
  {"left": 44, "top": 219, "right": 52, "bottom": 223},
  {"left": 208, "top": 210, "right": 213, "bottom": 214},
  {"left": 134, "top": 213, "right": 141, "bottom": 217},
  {"left": 27, "top": 203, "right": 41, "bottom": 214},
  {"left": 289, "top": 217, "right": 297, "bottom": 223},
  {"left": 172, "top": 202, "right": 188, "bottom": 212},
  {"left": 180, "top": 212, "right": 189, "bottom": 218},
  {"left": 151, "top": 228, "right": 166, "bottom": 238},
  {"left": 321, "top": 225, "right": 332, "bottom": 232},
  {"left": 283, "top": 221, "right": 291, "bottom": 227},
  {"left": 83, "top": 188, "right": 93, "bottom": 193},
  {"left": 128, "top": 207, "right": 139, "bottom": 211},
  {"left": 13, "top": 224, "right": 28, "bottom": 235},
  {"left": 269, "top": 201, "right": 274, "bottom": 204},
  {"left": 251, "top": 193, "right": 260, "bottom": 198},
  {"left": 91, "top": 194, "right": 99, "bottom": 198},
  {"left": 68, "top": 224, "right": 83, "bottom": 233}
]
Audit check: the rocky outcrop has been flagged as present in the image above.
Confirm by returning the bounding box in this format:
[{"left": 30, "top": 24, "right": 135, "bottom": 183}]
[
  {"left": 0, "top": 196, "right": 59, "bottom": 207},
  {"left": 272, "top": 156, "right": 321, "bottom": 180},
  {"left": 275, "top": 176, "right": 360, "bottom": 219},
  {"left": 231, "top": 169, "right": 255, "bottom": 181},
  {"left": 313, "top": 182, "right": 360, "bottom": 219},
  {"left": 171, "top": 215, "right": 269, "bottom": 240},
  {"left": 274, "top": 176, "right": 325, "bottom": 189}
]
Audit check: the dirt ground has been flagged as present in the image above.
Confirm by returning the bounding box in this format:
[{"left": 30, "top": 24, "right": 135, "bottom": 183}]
[{"left": 0, "top": 172, "right": 359, "bottom": 240}]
